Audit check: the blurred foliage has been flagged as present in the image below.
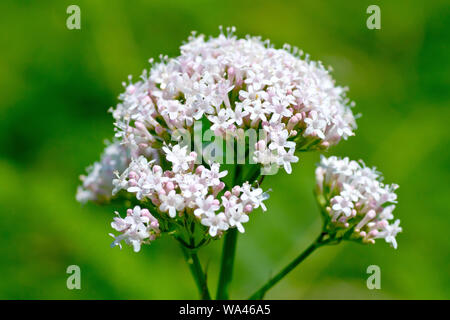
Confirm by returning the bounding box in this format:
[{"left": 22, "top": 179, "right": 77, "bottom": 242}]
[{"left": 0, "top": 0, "right": 449, "bottom": 299}]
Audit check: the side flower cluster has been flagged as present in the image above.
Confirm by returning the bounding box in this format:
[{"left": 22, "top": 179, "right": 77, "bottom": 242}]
[
  {"left": 111, "top": 144, "right": 268, "bottom": 247},
  {"left": 110, "top": 205, "right": 160, "bottom": 252},
  {"left": 76, "top": 141, "right": 131, "bottom": 204},
  {"left": 315, "top": 156, "right": 402, "bottom": 248}
]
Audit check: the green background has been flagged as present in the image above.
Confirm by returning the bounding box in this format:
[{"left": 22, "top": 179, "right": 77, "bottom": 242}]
[{"left": 0, "top": 0, "right": 449, "bottom": 299}]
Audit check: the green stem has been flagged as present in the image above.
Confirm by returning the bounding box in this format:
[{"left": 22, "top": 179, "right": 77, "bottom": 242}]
[
  {"left": 248, "top": 233, "right": 328, "bottom": 300},
  {"left": 216, "top": 228, "right": 238, "bottom": 299},
  {"left": 215, "top": 164, "right": 245, "bottom": 300},
  {"left": 180, "top": 245, "right": 211, "bottom": 300}
]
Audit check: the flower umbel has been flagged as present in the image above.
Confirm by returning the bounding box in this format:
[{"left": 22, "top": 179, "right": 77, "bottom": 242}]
[
  {"left": 315, "top": 155, "right": 401, "bottom": 248},
  {"left": 75, "top": 27, "right": 401, "bottom": 300}
]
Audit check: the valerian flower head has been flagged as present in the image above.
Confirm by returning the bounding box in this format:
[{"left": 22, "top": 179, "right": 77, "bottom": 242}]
[
  {"left": 109, "top": 27, "right": 356, "bottom": 175},
  {"left": 315, "top": 155, "right": 401, "bottom": 249},
  {"left": 77, "top": 27, "right": 357, "bottom": 252}
]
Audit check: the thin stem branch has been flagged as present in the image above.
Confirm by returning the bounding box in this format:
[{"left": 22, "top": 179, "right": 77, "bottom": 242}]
[
  {"left": 248, "top": 232, "right": 329, "bottom": 300},
  {"left": 180, "top": 245, "right": 211, "bottom": 300},
  {"left": 216, "top": 228, "right": 238, "bottom": 299}
]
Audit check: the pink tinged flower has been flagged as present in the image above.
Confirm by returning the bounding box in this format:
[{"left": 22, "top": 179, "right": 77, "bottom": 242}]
[
  {"left": 379, "top": 205, "right": 395, "bottom": 220},
  {"left": 240, "top": 183, "right": 268, "bottom": 211},
  {"left": 201, "top": 213, "right": 229, "bottom": 237},
  {"left": 194, "top": 195, "right": 220, "bottom": 217},
  {"left": 244, "top": 70, "right": 271, "bottom": 89},
  {"left": 143, "top": 168, "right": 167, "bottom": 194},
  {"left": 331, "top": 195, "right": 354, "bottom": 217},
  {"left": 269, "top": 129, "right": 296, "bottom": 152},
  {"left": 239, "top": 88, "right": 256, "bottom": 102},
  {"left": 208, "top": 108, "right": 233, "bottom": 131},
  {"left": 276, "top": 148, "right": 299, "bottom": 174},
  {"left": 355, "top": 209, "right": 377, "bottom": 231},
  {"left": 163, "top": 144, "right": 194, "bottom": 173},
  {"left": 111, "top": 215, "right": 130, "bottom": 232},
  {"left": 203, "top": 162, "right": 228, "bottom": 186},
  {"left": 376, "top": 219, "right": 402, "bottom": 249},
  {"left": 190, "top": 93, "right": 215, "bottom": 120},
  {"left": 161, "top": 100, "right": 183, "bottom": 121},
  {"left": 227, "top": 207, "right": 249, "bottom": 233},
  {"left": 304, "top": 110, "right": 327, "bottom": 139},
  {"left": 179, "top": 176, "right": 206, "bottom": 203},
  {"left": 245, "top": 99, "right": 269, "bottom": 123},
  {"left": 109, "top": 206, "right": 159, "bottom": 252},
  {"left": 341, "top": 183, "right": 363, "bottom": 202},
  {"left": 364, "top": 180, "right": 382, "bottom": 201},
  {"left": 336, "top": 157, "right": 360, "bottom": 176},
  {"left": 243, "top": 204, "right": 253, "bottom": 213},
  {"left": 268, "top": 97, "right": 292, "bottom": 122},
  {"left": 287, "top": 114, "right": 301, "bottom": 131},
  {"left": 159, "top": 190, "right": 185, "bottom": 218},
  {"left": 227, "top": 103, "right": 249, "bottom": 126},
  {"left": 215, "top": 81, "right": 234, "bottom": 108}
]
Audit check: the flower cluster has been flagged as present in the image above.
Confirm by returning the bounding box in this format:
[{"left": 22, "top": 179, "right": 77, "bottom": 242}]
[
  {"left": 76, "top": 28, "right": 381, "bottom": 254},
  {"left": 110, "top": 205, "right": 160, "bottom": 252},
  {"left": 112, "top": 144, "right": 267, "bottom": 246},
  {"left": 315, "top": 156, "right": 402, "bottom": 248},
  {"left": 111, "top": 27, "right": 356, "bottom": 175},
  {"left": 76, "top": 141, "right": 131, "bottom": 204}
]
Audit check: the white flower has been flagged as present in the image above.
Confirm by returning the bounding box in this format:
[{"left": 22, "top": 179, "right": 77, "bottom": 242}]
[
  {"left": 208, "top": 108, "right": 233, "bottom": 132},
  {"left": 112, "top": 169, "right": 129, "bottom": 196},
  {"left": 226, "top": 205, "right": 249, "bottom": 233},
  {"left": 194, "top": 195, "right": 220, "bottom": 217},
  {"left": 178, "top": 173, "right": 207, "bottom": 206},
  {"left": 341, "top": 183, "right": 363, "bottom": 202},
  {"left": 228, "top": 103, "right": 248, "bottom": 126},
  {"left": 335, "top": 157, "right": 359, "bottom": 177},
  {"left": 276, "top": 148, "right": 299, "bottom": 174},
  {"left": 379, "top": 205, "right": 395, "bottom": 220},
  {"left": 304, "top": 111, "right": 327, "bottom": 139},
  {"left": 240, "top": 183, "right": 268, "bottom": 211},
  {"left": 201, "top": 212, "right": 229, "bottom": 237},
  {"left": 245, "top": 99, "right": 269, "bottom": 123},
  {"left": 203, "top": 162, "right": 228, "bottom": 186},
  {"left": 161, "top": 100, "right": 183, "bottom": 121},
  {"left": 159, "top": 190, "right": 185, "bottom": 218},
  {"left": 267, "top": 96, "right": 292, "bottom": 122},
  {"left": 268, "top": 129, "right": 296, "bottom": 153},
  {"left": 331, "top": 195, "right": 354, "bottom": 217},
  {"left": 163, "top": 144, "right": 194, "bottom": 173},
  {"left": 376, "top": 219, "right": 402, "bottom": 249},
  {"left": 190, "top": 93, "right": 215, "bottom": 120},
  {"left": 109, "top": 206, "right": 159, "bottom": 252}
]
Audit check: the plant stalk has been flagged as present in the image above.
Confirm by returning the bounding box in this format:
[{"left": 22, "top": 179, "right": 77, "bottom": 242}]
[
  {"left": 180, "top": 245, "right": 211, "bottom": 300},
  {"left": 216, "top": 228, "right": 238, "bottom": 299}
]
